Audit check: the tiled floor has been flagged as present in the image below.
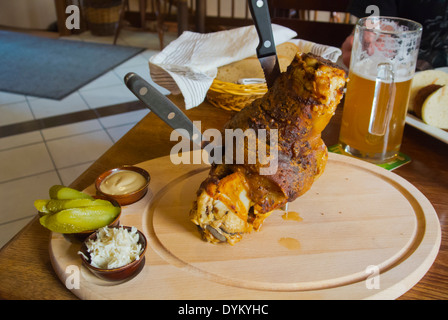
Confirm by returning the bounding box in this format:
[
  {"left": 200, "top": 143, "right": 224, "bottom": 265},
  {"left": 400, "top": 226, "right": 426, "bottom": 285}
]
[{"left": 0, "top": 29, "right": 178, "bottom": 249}]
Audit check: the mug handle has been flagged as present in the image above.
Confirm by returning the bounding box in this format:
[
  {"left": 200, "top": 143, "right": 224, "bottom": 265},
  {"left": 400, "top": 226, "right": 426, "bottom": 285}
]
[{"left": 368, "top": 63, "right": 396, "bottom": 136}]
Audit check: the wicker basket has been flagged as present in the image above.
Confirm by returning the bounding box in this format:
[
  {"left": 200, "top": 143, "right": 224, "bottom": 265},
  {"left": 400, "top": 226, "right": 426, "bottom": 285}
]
[
  {"left": 206, "top": 79, "right": 268, "bottom": 112},
  {"left": 84, "top": 0, "right": 122, "bottom": 36}
]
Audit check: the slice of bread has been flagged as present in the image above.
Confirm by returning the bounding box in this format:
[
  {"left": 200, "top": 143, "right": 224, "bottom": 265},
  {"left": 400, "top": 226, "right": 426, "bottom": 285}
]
[
  {"left": 409, "top": 70, "right": 448, "bottom": 112},
  {"left": 216, "top": 42, "right": 300, "bottom": 84},
  {"left": 216, "top": 57, "right": 265, "bottom": 83},
  {"left": 276, "top": 41, "right": 301, "bottom": 62},
  {"left": 421, "top": 85, "right": 448, "bottom": 129},
  {"left": 413, "top": 84, "right": 443, "bottom": 118}
]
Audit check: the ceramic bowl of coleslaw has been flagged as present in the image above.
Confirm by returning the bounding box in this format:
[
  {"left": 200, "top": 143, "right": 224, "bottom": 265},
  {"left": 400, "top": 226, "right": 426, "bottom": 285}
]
[{"left": 78, "top": 225, "right": 147, "bottom": 281}]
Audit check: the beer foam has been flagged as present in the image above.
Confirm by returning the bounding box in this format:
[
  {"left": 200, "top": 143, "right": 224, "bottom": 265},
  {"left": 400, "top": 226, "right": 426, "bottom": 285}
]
[
  {"left": 353, "top": 18, "right": 420, "bottom": 82},
  {"left": 367, "top": 18, "right": 410, "bottom": 33},
  {"left": 352, "top": 59, "right": 414, "bottom": 83}
]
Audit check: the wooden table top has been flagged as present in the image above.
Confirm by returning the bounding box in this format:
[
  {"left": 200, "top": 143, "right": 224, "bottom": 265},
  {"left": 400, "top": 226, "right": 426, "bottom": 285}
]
[{"left": 0, "top": 95, "right": 446, "bottom": 300}]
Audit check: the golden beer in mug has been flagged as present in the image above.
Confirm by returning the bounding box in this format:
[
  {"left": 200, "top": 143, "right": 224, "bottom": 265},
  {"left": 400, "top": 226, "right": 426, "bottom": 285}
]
[{"left": 339, "top": 17, "right": 422, "bottom": 163}]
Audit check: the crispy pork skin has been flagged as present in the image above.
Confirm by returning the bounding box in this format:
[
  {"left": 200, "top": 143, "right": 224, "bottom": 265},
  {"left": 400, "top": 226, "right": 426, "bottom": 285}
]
[{"left": 190, "top": 52, "right": 347, "bottom": 245}]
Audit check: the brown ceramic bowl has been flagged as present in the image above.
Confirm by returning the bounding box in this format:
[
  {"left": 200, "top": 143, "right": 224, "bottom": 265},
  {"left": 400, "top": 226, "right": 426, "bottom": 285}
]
[
  {"left": 74, "top": 196, "right": 121, "bottom": 241},
  {"left": 79, "top": 226, "right": 147, "bottom": 281},
  {"left": 95, "top": 165, "right": 150, "bottom": 206}
]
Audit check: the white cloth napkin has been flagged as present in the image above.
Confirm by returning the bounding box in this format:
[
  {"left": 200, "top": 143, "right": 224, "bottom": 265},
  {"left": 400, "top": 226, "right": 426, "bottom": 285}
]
[{"left": 149, "top": 25, "right": 342, "bottom": 109}]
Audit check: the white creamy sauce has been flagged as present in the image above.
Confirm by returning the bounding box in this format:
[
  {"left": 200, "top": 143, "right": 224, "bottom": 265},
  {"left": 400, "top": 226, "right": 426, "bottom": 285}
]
[{"left": 100, "top": 170, "right": 146, "bottom": 195}]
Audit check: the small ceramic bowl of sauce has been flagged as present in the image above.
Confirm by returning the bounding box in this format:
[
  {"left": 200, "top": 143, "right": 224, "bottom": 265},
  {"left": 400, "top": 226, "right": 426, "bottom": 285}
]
[{"left": 95, "top": 165, "right": 150, "bottom": 206}]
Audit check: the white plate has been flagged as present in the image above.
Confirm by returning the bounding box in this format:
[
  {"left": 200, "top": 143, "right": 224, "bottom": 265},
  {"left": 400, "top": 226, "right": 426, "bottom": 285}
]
[
  {"left": 406, "top": 114, "right": 448, "bottom": 144},
  {"left": 406, "top": 67, "right": 448, "bottom": 144}
]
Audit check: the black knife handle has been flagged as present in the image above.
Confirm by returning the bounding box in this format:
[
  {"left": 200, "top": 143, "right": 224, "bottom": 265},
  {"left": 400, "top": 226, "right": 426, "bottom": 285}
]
[
  {"left": 248, "top": 0, "right": 276, "bottom": 57},
  {"left": 124, "top": 72, "right": 202, "bottom": 146}
]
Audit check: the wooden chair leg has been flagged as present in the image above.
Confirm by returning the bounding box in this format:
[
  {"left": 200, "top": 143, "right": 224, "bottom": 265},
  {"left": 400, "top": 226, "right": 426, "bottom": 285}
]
[
  {"left": 155, "top": 0, "right": 165, "bottom": 49},
  {"left": 114, "top": 0, "right": 127, "bottom": 45},
  {"left": 177, "top": 0, "right": 189, "bottom": 36},
  {"left": 168, "top": 0, "right": 173, "bottom": 15},
  {"left": 140, "top": 0, "right": 147, "bottom": 29},
  {"left": 196, "top": 0, "right": 205, "bottom": 33}
]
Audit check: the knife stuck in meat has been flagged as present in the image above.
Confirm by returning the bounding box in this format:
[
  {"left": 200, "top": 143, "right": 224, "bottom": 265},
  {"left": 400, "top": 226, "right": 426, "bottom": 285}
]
[
  {"left": 124, "top": 72, "right": 203, "bottom": 147},
  {"left": 124, "top": 72, "right": 225, "bottom": 163},
  {"left": 248, "top": 0, "right": 281, "bottom": 89}
]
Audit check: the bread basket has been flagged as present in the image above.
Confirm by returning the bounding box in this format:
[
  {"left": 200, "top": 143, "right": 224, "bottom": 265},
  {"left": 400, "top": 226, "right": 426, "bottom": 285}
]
[
  {"left": 206, "top": 79, "right": 267, "bottom": 112},
  {"left": 206, "top": 42, "right": 299, "bottom": 112}
]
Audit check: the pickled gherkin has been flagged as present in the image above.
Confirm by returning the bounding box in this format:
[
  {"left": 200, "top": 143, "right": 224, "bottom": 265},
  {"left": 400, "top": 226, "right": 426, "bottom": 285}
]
[
  {"left": 34, "top": 199, "right": 50, "bottom": 214},
  {"left": 48, "top": 198, "right": 112, "bottom": 213},
  {"left": 34, "top": 198, "right": 113, "bottom": 214},
  {"left": 36, "top": 185, "right": 121, "bottom": 233},
  {"left": 49, "top": 185, "right": 94, "bottom": 200},
  {"left": 39, "top": 205, "right": 120, "bottom": 233}
]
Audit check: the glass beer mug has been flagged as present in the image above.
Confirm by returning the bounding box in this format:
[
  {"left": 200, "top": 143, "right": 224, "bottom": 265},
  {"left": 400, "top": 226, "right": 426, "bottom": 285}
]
[{"left": 339, "top": 16, "right": 422, "bottom": 163}]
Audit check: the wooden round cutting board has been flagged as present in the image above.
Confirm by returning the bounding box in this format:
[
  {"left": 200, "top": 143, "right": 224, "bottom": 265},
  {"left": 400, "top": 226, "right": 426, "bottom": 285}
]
[{"left": 49, "top": 152, "right": 441, "bottom": 299}]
